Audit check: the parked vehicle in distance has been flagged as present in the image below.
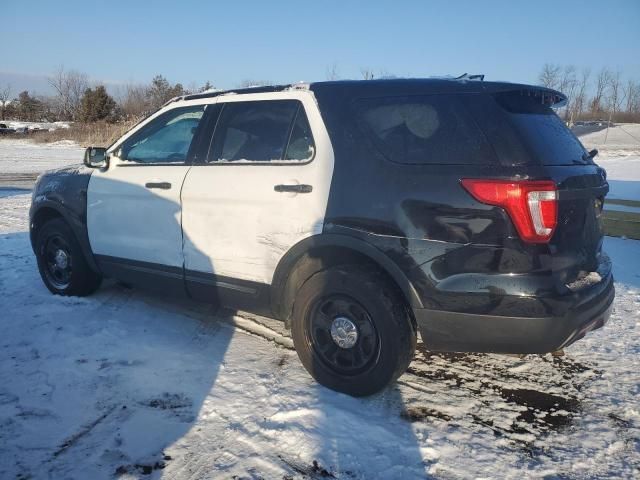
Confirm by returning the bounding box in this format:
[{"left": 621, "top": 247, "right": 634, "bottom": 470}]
[
  {"left": 0, "top": 123, "right": 16, "bottom": 134},
  {"left": 29, "top": 78, "right": 614, "bottom": 396}
]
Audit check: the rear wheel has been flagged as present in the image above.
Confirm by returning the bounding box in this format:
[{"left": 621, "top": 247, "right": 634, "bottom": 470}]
[
  {"left": 291, "top": 265, "right": 416, "bottom": 396},
  {"left": 35, "top": 218, "right": 102, "bottom": 296}
]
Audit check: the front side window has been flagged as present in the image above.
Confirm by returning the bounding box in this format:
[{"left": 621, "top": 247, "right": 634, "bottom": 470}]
[
  {"left": 119, "top": 105, "right": 206, "bottom": 164},
  {"left": 209, "top": 100, "right": 314, "bottom": 163}
]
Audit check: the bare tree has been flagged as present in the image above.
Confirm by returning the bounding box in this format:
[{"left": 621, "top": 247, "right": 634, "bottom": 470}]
[
  {"left": 184, "top": 81, "right": 199, "bottom": 95},
  {"left": 632, "top": 84, "right": 640, "bottom": 114},
  {"left": 36, "top": 94, "right": 57, "bottom": 122},
  {"left": 539, "top": 63, "right": 561, "bottom": 89},
  {"left": 571, "top": 68, "right": 591, "bottom": 120},
  {"left": 623, "top": 79, "right": 640, "bottom": 113},
  {"left": 0, "top": 83, "right": 12, "bottom": 120},
  {"left": 118, "top": 83, "right": 151, "bottom": 119},
  {"left": 237, "top": 79, "right": 272, "bottom": 88},
  {"left": 590, "top": 67, "right": 611, "bottom": 114},
  {"left": 603, "top": 71, "right": 625, "bottom": 143},
  {"left": 606, "top": 70, "right": 625, "bottom": 116},
  {"left": 48, "top": 66, "right": 89, "bottom": 120},
  {"left": 377, "top": 69, "right": 397, "bottom": 80},
  {"left": 326, "top": 63, "right": 340, "bottom": 81},
  {"left": 360, "top": 67, "right": 375, "bottom": 80},
  {"left": 557, "top": 65, "right": 577, "bottom": 120}
]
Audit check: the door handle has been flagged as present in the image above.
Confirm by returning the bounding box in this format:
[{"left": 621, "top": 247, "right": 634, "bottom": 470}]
[
  {"left": 145, "top": 182, "right": 172, "bottom": 190},
  {"left": 274, "top": 184, "right": 313, "bottom": 193}
]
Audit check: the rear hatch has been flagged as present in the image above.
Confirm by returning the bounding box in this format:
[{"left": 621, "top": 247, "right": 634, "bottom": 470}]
[{"left": 488, "top": 90, "right": 609, "bottom": 285}]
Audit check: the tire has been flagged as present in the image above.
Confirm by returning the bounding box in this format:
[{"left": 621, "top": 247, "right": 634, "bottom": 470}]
[
  {"left": 291, "top": 265, "right": 416, "bottom": 397},
  {"left": 35, "top": 218, "right": 102, "bottom": 296}
]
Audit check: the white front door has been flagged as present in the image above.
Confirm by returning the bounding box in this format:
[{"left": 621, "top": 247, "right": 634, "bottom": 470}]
[
  {"left": 181, "top": 93, "right": 334, "bottom": 284},
  {"left": 88, "top": 104, "right": 207, "bottom": 268}
]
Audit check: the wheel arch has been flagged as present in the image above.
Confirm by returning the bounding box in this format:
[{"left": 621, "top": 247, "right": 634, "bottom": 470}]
[
  {"left": 30, "top": 204, "right": 68, "bottom": 250},
  {"left": 30, "top": 201, "right": 100, "bottom": 273},
  {"left": 270, "top": 233, "right": 423, "bottom": 327}
]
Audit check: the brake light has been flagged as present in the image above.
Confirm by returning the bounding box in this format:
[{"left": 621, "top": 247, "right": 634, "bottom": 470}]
[{"left": 461, "top": 179, "right": 558, "bottom": 243}]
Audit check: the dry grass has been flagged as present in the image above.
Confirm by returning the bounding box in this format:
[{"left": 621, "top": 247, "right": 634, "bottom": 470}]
[{"left": 31, "top": 120, "right": 139, "bottom": 147}]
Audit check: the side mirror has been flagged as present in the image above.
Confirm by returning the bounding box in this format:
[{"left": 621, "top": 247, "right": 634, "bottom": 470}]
[{"left": 84, "top": 147, "right": 108, "bottom": 168}]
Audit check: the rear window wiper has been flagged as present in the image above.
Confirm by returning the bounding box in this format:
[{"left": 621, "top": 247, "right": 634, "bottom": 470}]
[{"left": 581, "top": 149, "right": 598, "bottom": 163}]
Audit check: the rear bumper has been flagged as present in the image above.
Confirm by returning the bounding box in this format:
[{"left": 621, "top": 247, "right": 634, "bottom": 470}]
[{"left": 414, "top": 274, "right": 614, "bottom": 354}]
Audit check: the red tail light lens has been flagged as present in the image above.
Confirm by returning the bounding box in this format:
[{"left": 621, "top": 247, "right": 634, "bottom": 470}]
[{"left": 461, "top": 179, "right": 558, "bottom": 243}]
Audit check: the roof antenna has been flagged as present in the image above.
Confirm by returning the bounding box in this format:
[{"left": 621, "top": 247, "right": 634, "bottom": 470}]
[{"left": 455, "top": 73, "right": 485, "bottom": 81}]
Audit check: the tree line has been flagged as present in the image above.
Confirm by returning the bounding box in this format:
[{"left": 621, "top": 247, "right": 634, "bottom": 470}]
[
  {"left": 2, "top": 64, "right": 640, "bottom": 124},
  {"left": 0, "top": 66, "right": 214, "bottom": 123},
  {"left": 538, "top": 64, "right": 640, "bottom": 123}
]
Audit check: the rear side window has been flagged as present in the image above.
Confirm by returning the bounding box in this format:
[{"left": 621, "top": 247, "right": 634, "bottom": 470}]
[
  {"left": 209, "top": 100, "right": 314, "bottom": 163},
  {"left": 493, "top": 93, "right": 588, "bottom": 166},
  {"left": 355, "top": 95, "right": 493, "bottom": 165}
]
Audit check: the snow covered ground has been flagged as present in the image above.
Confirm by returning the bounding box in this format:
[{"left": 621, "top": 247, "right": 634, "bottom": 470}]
[
  {"left": 0, "top": 140, "right": 639, "bottom": 478},
  {"left": 576, "top": 123, "right": 640, "bottom": 155},
  {"left": 575, "top": 124, "right": 640, "bottom": 204},
  {"left": 597, "top": 155, "right": 640, "bottom": 203},
  {"left": 3, "top": 121, "right": 72, "bottom": 132},
  {"left": 0, "top": 139, "right": 83, "bottom": 175}
]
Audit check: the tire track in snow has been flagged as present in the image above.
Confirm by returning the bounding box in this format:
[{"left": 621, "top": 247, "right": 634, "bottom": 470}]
[
  {"left": 51, "top": 405, "right": 120, "bottom": 458},
  {"left": 184, "top": 307, "right": 600, "bottom": 456}
]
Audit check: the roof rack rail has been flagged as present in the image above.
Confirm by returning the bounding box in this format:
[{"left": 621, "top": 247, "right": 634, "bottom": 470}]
[
  {"left": 455, "top": 73, "right": 485, "bottom": 81},
  {"left": 161, "top": 95, "right": 184, "bottom": 108},
  {"left": 182, "top": 84, "right": 292, "bottom": 102}
]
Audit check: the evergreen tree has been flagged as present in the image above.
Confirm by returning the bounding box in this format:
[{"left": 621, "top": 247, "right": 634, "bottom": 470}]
[
  {"left": 79, "top": 86, "right": 117, "bottom": 122},
  {"left": 17, "top": 91, "right": 43, "bottom": 121},
  {"left": 200, "top": 81, "right": 214, "bottom": 92},
  {"left": 148, "top": 75, "right": 184, "bottom": 109}
]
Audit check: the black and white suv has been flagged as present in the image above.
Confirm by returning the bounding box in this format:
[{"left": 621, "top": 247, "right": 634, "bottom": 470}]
[{"left": 30, "top": 79, "right": 614, "bottom": 396}]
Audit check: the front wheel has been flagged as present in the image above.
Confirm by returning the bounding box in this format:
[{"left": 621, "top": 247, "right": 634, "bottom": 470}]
[
  {"left": 291, "top": 265, "right": 416, "bottom": 396},
  {"left": 35, "top": 218, "right": 102, "bottom": 296}
]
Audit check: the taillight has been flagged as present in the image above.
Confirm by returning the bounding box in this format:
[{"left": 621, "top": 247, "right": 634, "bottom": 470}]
[{"left": 461, "top": 179, "right": 558, "bottom": 243}]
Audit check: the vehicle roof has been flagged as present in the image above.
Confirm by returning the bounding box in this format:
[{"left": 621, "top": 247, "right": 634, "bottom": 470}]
[
  {"left": 309, "top": 78, "right": 566, "bottom": 106},
  {"left": 179, "top": 77, "right": 566, "bottom": 107}
]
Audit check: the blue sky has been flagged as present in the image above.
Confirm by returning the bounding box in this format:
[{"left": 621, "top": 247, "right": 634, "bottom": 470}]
[{"left": 2, "top": 0, "right": 639, "bottom": 92}]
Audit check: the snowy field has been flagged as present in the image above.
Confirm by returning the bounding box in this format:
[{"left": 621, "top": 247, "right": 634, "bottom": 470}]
[
  {"left": 578, "top": 124, "right": 640, "bottom": 203},
  {"left": 0, "top": 135, "right": 639, "bottom": 479},
  {"left": 3, "top": 121, "right": 72, "bottom": 132},
  {"left": 0, "top": 139, "right": 83, "bottom": 176},
  {"left": 594, "top": 154, "right": 640, "bottom": 203},
  {"left": 576, "top": 123, "right": 640, "bottom": 155}
]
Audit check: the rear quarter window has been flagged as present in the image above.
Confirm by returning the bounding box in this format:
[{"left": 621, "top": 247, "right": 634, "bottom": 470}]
[
  {"left": 493, "top": 92, "right": 589, "bottom": 166},
  {"left": 354, "top": 95, "right": 495, "bottom": 165}
]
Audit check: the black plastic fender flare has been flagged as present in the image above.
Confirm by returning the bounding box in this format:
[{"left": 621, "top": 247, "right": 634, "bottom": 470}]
[
  {"left": 30, "top": 197, "right": 100, "bottom": 274},
  {"left": 270, "top": 233, "right": 423, "bottom": 321}
]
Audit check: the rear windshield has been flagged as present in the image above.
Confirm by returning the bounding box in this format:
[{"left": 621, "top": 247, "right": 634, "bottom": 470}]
[
  {"left": 493, "top": 93, "right": 589, "bottom": 166},
  {"left": 354, "top": 95, "right": 494, "bottom": 165}
]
